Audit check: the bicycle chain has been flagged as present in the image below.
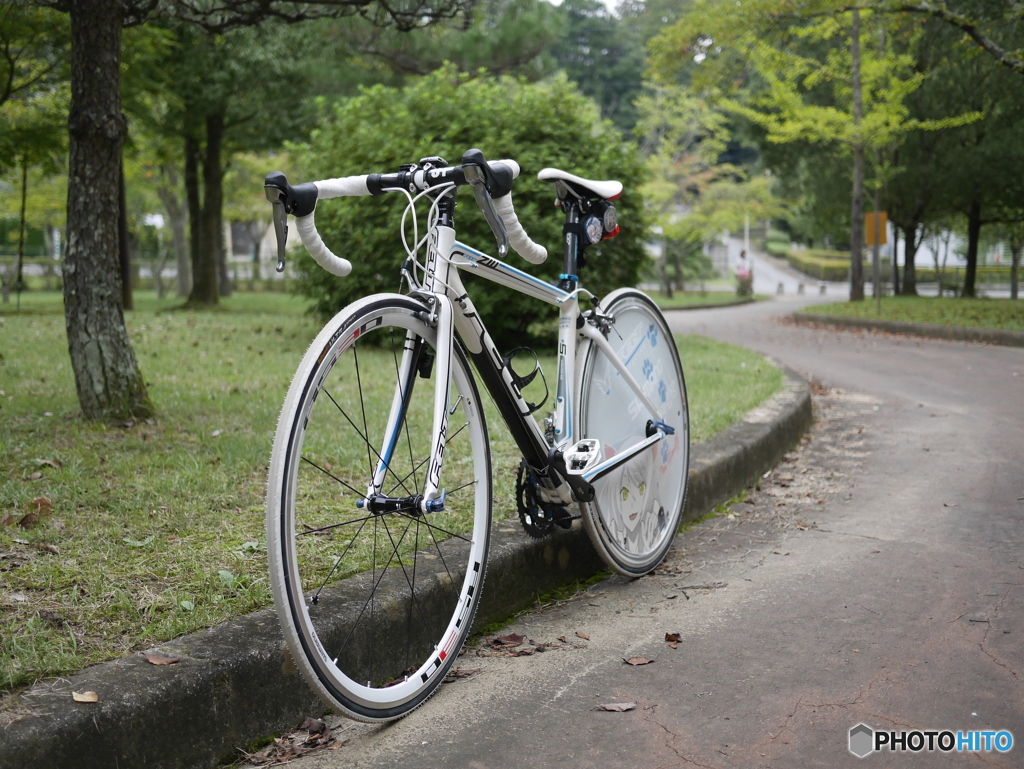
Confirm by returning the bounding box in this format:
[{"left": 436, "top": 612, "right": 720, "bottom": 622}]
[{"left": 515, "top": 460, "right": 578, "bottom": 539}]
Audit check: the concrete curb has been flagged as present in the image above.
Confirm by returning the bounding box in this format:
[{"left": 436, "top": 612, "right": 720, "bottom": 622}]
[
  {"left": 794, "top": 312, "right": 1024, "bottom": 348},
  {"left": 660, "top": 296, "right": 755, "bottom": 312},
  {"left": 0, "top": 369, "right": 812, "bottom": 769}
]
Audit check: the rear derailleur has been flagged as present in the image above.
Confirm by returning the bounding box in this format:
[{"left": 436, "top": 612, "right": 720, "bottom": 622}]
[{"left": 515, "top": 460, "right": 579, "bottom": 539}]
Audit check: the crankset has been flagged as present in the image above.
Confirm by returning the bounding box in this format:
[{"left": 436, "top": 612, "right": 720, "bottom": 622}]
[{"left": 515, "top": 460, "right": 578, "bottom": 539}]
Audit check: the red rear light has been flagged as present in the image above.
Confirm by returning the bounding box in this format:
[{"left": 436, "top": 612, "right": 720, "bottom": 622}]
[{"left": 603, "top": 225, "right": 620, "bottom": 240}]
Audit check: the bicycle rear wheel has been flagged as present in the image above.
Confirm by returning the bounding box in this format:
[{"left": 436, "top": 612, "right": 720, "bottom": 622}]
[
  {"left": 266, "top": 295, "right": 491, "bottom": 722},
  {"left": 576, "top": 289, "right": 689, "bottom": 576}
]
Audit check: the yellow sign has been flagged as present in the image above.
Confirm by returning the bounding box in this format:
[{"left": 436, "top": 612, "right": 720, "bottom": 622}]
[{"left": 865, "top": 211, "right": 888, "bottom": 246}]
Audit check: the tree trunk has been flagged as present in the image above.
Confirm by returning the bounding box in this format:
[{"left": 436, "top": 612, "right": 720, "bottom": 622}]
[
  {"left": 64, "top": 0, "right": 151, "bottom": 419},
  {"left": 184, "top": 130, "right": 204, "bottom": 300},
  {"left": 118, "top": 159, "right": 133, "bottom": 310},
  {"left": 15, "top": 158, "right": 27, "bottom": 294},
  {"left": 891, "top": 223, "right": 900, "bottom": 296},
  {"left": 849, "top": 9, "right": 865, "bottom": 302},
  {"left": 217, "top": 204, "right": 231, "bottom": 297},
  {"left": 1010, "top": 237, "right": 1020, "bottom": 300},
  {"left": 189, "top": 111, "right": 225, "bottom": 305},
  {"left": 903, "top": 224, "right": 919, "bottom": 295},
  {"left": 155, "top": 165, "right": 191, "bottom": 297},
  {"left": 962, "top": 199, "right": 981, "bottom": 298},
  {"left": 660, "top": 238, "right": 672, "bottom": 298}
]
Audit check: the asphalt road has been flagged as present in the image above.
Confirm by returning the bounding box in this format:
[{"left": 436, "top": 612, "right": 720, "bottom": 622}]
[{"left": 260, "top": 297, "right": 1024, "bottom": 769}]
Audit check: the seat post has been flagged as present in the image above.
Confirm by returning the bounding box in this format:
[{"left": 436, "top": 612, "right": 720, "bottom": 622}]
[{"left": 559, "top": 200, "right": 580, "bottom": 292}]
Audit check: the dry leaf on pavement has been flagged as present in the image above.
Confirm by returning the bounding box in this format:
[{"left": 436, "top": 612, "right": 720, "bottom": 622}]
[
  {"left": 144, "top": 651, "right": 181, "bottom": 666},
  {"left": 486, "top": 633, "right": 524, "bottom": 648},
  {"left": 665, "top": 632, "right": 681, "bottom": 649},
  {"left": 623, "top": 657, "right": 654, "bottom": 666},
  {"left": 72, "top": 691, "right": 98, "bottom": 703},
  {"left": 575, "top": 631, "right": 589, "bottom": 640},
  {"left": 594, "top": 702, "right": 637, "bottom": 712}
]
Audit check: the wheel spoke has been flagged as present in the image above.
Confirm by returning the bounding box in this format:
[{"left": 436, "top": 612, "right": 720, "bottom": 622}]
[
  {"left": 321, "top": 388, "right": 413, "bottom": 497},
  {"left": 300, "top": 455, "right": 365, "bottom": 497}
]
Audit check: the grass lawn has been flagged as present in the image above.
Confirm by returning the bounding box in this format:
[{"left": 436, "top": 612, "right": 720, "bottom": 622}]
[
  {"left": 802, "top": 296, "right": 1024, "bottom": 332},
  {"left": 0, "top": 289, "right": 781, "bottom": 696},
  {"left": 649, "top": 291, "right": 754, "bottom": 311}
]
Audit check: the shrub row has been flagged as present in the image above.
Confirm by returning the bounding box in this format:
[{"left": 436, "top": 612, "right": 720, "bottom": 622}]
[{"left": 786, "top": 251, "right": 849, "bottom": 281}]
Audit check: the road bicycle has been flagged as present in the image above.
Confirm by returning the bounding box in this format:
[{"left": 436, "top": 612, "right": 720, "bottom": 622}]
[{"left": 263, "top": 149, "right": 689, "bottom": 722}]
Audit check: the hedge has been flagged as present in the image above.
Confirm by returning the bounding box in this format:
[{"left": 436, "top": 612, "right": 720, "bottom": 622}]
[
  {"left": 292, "top": 66, "right": 648, "bottom": 350},
  {"left": 786, "top": 251, "right": 849, "bottom": 281}
]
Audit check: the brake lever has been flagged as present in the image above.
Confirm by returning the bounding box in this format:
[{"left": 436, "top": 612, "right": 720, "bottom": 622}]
[
  {"left": 265, "top": 185, "right": 289, "bottom": 273},
  {"left": 463, "top": 164, "right": 509, "bottom": 259}
]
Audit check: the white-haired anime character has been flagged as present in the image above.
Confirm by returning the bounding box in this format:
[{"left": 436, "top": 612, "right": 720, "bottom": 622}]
[{"left": 596, "top": 437, "right": 670, "bottom": 555}]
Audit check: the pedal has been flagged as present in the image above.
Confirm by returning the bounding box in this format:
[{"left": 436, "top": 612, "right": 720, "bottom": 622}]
[{"left": 562, "top": 439, "right": 602, "bottom": 475}]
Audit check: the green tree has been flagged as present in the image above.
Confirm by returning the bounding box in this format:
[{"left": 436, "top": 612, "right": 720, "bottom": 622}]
[
  {"left": 636, "top": 84, "right": 729, "bottom": 295},
  {"left": 28, "top": 0, "right": 470, "bottom": 419},
  {"left": 294, "top": 66, "right": 648, "bottom": 349},
  {"left": 332, "top": 0, "right": 564, "bottom": 79},
  {"left": 552, "top": 0, "right": 647, "bottom": 131},
  {"left": 652, "top": 1, "right": 977, "bottom": 300}
]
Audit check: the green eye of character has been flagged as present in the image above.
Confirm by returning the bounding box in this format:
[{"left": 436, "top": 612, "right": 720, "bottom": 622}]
[
  {"left": 621, "top": 487, "right": 629, "bottom": 501},
  {"left": 639, "top": 482, "right": 646, "bottom": 496}
]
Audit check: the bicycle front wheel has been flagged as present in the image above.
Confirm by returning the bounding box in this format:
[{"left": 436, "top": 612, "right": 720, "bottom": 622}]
[
  {"left": 266, "top": 295, "right": 491, "bottom": 722},
  {"left": 576, "top": 289, "right": 689, "bottom": 576}
]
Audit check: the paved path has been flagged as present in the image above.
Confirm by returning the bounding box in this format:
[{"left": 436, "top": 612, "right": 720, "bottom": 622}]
[{"left": 265, "top": 298, "right": 1024, "bottom": 769}]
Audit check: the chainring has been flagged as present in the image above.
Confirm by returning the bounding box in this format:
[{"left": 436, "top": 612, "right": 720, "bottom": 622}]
[{"left": 515, "top": 461, "right": 576, "bottom": 539}]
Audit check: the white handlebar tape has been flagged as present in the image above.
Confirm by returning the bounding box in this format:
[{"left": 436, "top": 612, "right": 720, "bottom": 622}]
[
  {"left": 494, "top": 193, "right": 547, "bottom": 264},
  {"left": 295, "top": 212, "right": 353, "bottom": 277},
  {"left": 314, "top": 175, "right": 371, "bottom": 199},
  {"left": 493, "top": 159, "right": 520, "bottom": 178}
]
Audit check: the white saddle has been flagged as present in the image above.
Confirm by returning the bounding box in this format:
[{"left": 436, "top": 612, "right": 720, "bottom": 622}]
[{"left": 537, "top": 168, "right": 623, "bottom": 201}]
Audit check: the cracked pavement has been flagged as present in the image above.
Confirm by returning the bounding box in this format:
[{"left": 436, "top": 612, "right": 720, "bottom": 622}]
[{"left": 262, "top": 298, "right": 1024, "bottom": 769}]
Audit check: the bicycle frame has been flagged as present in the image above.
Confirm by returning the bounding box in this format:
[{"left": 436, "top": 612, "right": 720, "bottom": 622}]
[{"left": 371, "top": 196, "right": 672, "bottom": 511}]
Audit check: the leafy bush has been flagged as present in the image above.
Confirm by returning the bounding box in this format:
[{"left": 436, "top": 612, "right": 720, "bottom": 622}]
[
  {"left": 786, "top": 250, "right": 849, "bottom": 281},
  {"left": 292, "top": 66, "right": 648, "bottom": 349}
]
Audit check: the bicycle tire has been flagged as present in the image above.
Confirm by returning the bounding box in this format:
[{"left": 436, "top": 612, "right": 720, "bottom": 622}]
[
  {"left": 576, "top": 288, "right": 689, "bottom": 577},
  {"left": 266, "top": 294, "right": 491, "bottom": 722}
]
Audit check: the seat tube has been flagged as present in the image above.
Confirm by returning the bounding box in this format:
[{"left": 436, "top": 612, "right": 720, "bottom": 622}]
[
  {"left": 553, "top": 199, "right": 581, "bottom": 449},
  {"left": 553, "top": 296, "right": 579, "bottom": 449}
]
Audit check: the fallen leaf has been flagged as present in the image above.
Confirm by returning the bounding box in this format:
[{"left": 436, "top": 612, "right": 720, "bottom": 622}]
[
  {"left": 487, "top": 632, "right": 524, "bottom": 648},
  {"left": 1, "top": 516, "right": 16, "bottom": 527},
  {"left": 944, "top": 502, "right": 958, "bottom": 508},
  {"left": 624, "top": 657, "right": 654, "bottom": 666},
  {"left": 144, "top": 651, "right": 181, "bottom": 666},
  {"left": 594, "top": 702, "right": 637, "bottom": 712},
  {"left": 667, "top": 641, "right": 679, "bottom": 649},
  {"left": 18, "top": 513, "right": 39, "bottom": 528},
  {"left": 31, "top": 497, "right": 52, "bottom": 516},
  {"left": 212, "top": 429, "right": 222, "bottom": 437},
  {"left": 27, "top": 472, "right": 42, "bottom": 481},
  {"left": 300, "top": 717, "right": 327, "bottom": 735},
  {"left": 665, "top": 594, "right": 678, "bottom": 600},
  {"left": 557, "top": 635, "right": 568, "bottom": 643},
  {"left": 665, "top": 633, "right": 681, "bottom": 642},
  {"left": 72, "top": 691, "right": 98, "bottom": 703},
  {"left": 34, "top": 459, "right": 60, "bottom": 469},
  {"left": 443, "top": 667, "right": 481, "bottom": 683},
  {"left": 576, "top": 631, "right": 590, "bottom": 640},
  {"left": 34, "top": 543, "right": 59, "bottom": 555}
]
